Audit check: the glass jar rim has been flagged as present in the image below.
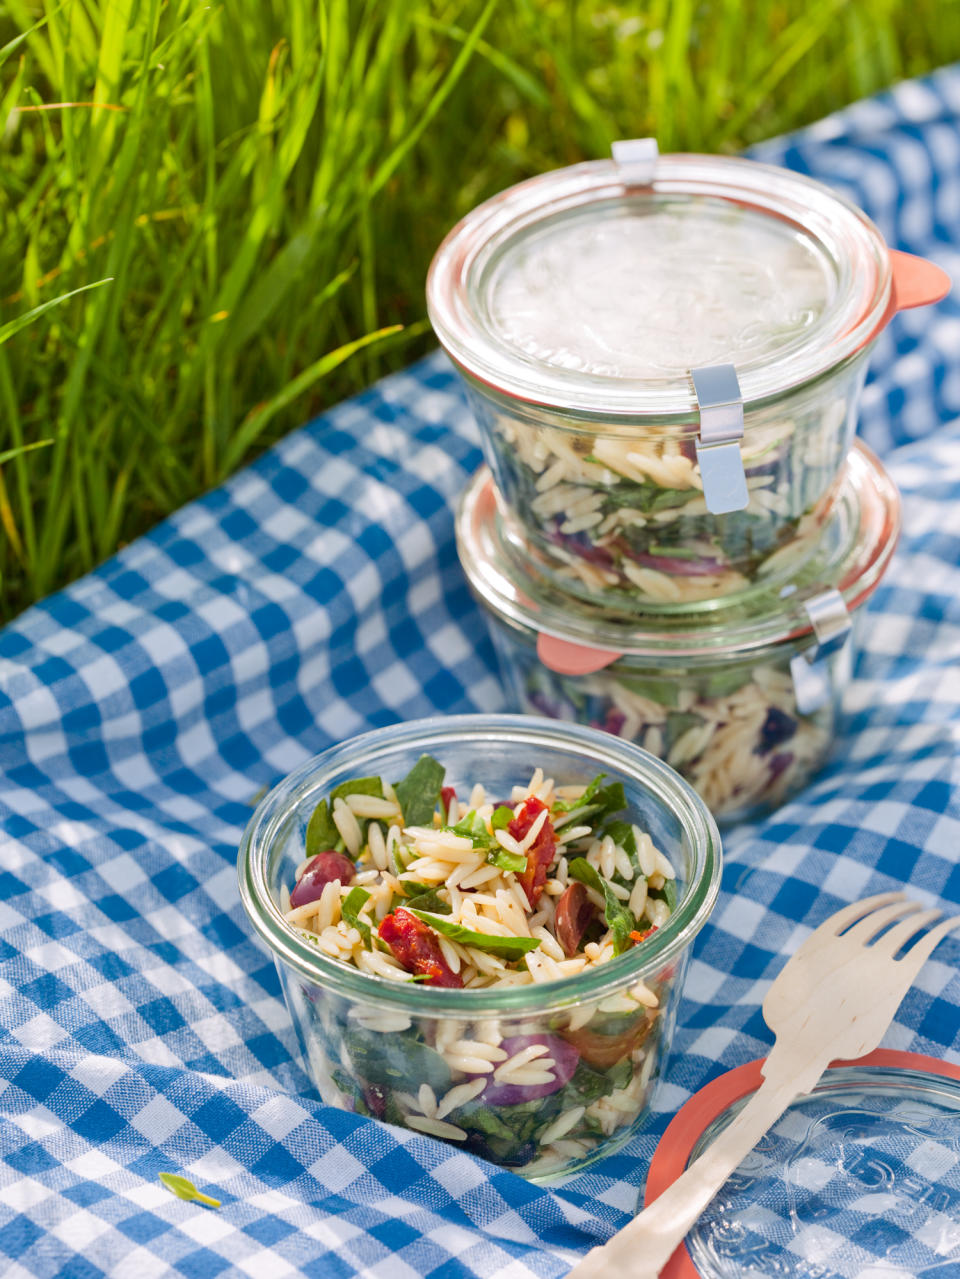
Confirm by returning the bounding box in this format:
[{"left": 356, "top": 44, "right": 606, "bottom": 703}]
[
  {"left": 427, "top": 154, "right": 892, "bottom": 418},
  {"left": 455, "top": 441, "right": 901, "bottom": 662},
  {"left": 237, "top": 714, "right": 721, "bottom": 1016}
]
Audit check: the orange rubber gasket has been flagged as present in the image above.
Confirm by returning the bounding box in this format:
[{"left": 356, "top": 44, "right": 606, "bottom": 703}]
[{"left": 645, "top": 1048, "right": 960, "bottom": 1278}]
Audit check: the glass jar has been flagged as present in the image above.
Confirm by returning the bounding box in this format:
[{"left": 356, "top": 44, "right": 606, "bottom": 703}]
[
  {"left": 238, "top": 715, "right": 721, "bottom": 1180},
  {"left": 456, "top": 443, "right": 900, "bottom": 823},
  {"left": 429, "top": 149, "right": 941, "bottom": 611}
]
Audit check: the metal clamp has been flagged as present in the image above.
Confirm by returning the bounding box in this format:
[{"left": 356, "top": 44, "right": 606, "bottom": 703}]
[
  {"left": 611, "top": 137, "right": 658, "bottom": 185},
  {"left": 790, "top": 589, "right": 853, "bottom": 715},
  {"left": 691, "top": 364, "right": 749, "bottom": 514}
]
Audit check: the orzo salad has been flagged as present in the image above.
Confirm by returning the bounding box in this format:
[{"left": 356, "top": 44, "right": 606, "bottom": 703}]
[{"left": 280, "top": 756, "right": 679, "bottom": 1173}]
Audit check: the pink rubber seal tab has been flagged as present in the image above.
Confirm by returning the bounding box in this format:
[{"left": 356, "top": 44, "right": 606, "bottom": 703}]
[
  {"left": 536, "top": 633, "right": 622, "bottom": 675},
  {"left": 889, "top": 248, "right": 951, "bottom": 310}
]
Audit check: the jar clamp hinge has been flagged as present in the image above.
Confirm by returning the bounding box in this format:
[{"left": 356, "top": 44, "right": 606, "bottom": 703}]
[
  {"left": 692, "top": 364, "right": 750, "bottom": 515},
  {"left": 790, "top": 589, "right": 852, "bottom": 716}
]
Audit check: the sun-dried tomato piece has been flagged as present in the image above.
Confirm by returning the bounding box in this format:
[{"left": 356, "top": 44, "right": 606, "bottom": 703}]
[
  {"left": 378, "top": 907, "right": 463, "bottom": 988},
  {"left": 508, "top": 796, "right": 557, "bottom": 908},
  {"left": 440, "top": 786, "right": 458, "bottom": 819},
  {"left": 555, "top": 881, "right": 598, "bottom": 956}
]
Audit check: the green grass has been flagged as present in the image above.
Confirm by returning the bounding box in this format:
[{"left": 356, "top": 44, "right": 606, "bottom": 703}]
[{"left": 0, "top": 0, "right": 958, "bottom": 619}]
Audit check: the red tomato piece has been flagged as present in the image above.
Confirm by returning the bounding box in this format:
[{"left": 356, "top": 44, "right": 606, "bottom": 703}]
[
  {"left": 508, "top": 796, "right": 557, "bottom": 908},
  {"left": 377, "top": 907, "right": 463, "bottom": 988},
  {"left": 440, "top": 786, "right": 458, "bottom": 818}
]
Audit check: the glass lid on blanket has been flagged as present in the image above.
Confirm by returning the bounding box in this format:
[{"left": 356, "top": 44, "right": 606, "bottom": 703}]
[{"left": 646, "top": 1051, "right": 960, "bottom": 1278}]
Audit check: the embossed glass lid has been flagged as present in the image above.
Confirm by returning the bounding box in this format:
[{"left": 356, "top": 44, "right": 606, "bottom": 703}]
[
  {"left": 647, "top": 1051, "right": 960, "bottom": 1279},
  {"left": 427, "top": 152, "right": 891, "bottom": 416}
]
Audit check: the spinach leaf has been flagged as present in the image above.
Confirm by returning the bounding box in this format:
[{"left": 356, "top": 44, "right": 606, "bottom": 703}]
[
  {"left": 567, "top": 857, "right": 637, "bottom": 956},
  {"left": 664, "top": 711, "right": 704, "bottom": 755},
  {"left": 330, "top": 776, "right": 383, "bottom": 803},
  {"left": 489, "top": 847, "right": 527, "bottom": 874},
  {"left": 306, "top": 776, "right": 384, "bottom": 857},
  {"left": 650, "top": 878, "right": 678, "bottom": 912},
  {"left": 401, "top": 888, "right": 452, "bottom": 916},
  {"left": 341, "top": 887, "right": 372, "bottom": 942},
  {"left": 491, "top": 805, "right": 514, "bottom": 830},
  {"left": 451, "top": 810, "right": 495, "bottom": 849},
  {"left": 614, "top": 675, "right": 681, "bottom": 708},
  {"left": 394, "top": 754, "right": 445, "bottom": 827},
  {"left": 346, "top": 1027, "right": 452, "bottom": 1095},
  {"left": 305, "top": 800, "right": 339, "bottom": 857},
  {"left": 408, "top": 910, "right": 540, "bottom": 959},
  {"left": 553, "top": 773, "right": 626, "bottom": 823},
  {"left": 559, "top": 1056, "right": 634, "bottom": 1109},
  {"left": 450, "top": 810, "right": 525, "bottom": 871}
]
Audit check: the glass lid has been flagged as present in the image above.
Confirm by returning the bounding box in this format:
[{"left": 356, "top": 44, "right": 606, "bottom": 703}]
[
  {"left": 427, "top": 154, "right": 891, "bottom": 417},
  {"left": 647, "top": 1051, "right": 960, "bottom": 1279},
  {"left": 455, "top": 440, "right": 900, "bottom": 661}
]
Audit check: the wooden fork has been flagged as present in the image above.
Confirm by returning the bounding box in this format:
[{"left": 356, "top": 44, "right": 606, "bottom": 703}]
[{"left": 567, "top": 891, "right": 960, "bottom": 1279}]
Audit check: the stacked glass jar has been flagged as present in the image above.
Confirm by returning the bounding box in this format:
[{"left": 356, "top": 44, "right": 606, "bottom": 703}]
[{"left": 427, "top": 141, "right": 947, "bottom": 822}]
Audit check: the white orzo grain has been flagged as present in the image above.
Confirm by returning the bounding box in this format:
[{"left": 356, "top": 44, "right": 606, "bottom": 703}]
[
  {"left": 539, "top": 1107, "right": 586, "bottom": 1145},
  {"left": 332, "top": 797, "right": 362, "bottom": 856},
  {"left": 345, "top": 793, "right": 401, "bottom": 820},
  {"left": 406, "top": 1115, "right": 467, "bottom": 1141},
  {"left": 435, "top": 1078, "right": 486, "bottom": 1120}
]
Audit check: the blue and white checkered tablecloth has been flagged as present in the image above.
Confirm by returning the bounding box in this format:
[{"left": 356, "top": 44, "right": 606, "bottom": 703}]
[{"left": 2, "top": 66, "right": 960, "bottom": 1279}]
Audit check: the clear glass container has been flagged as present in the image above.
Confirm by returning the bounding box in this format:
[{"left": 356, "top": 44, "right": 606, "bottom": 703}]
[
  {"left": 646, "top": 1052, "right": 960, "bottom": 1278},
  {"left": 238, "top": 715, "right": 721, "bottom": 1180},
  {"left": 428, "top": 153, "right": 918, "bottom": 611},
  {"left": 456, "top": 443, "right": 900, "bottom": 823}
]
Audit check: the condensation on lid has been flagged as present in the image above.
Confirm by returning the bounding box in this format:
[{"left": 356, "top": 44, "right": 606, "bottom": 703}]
[
  {"left": 487, "top": 200, "right": 835, "bottom": 380},
  {"left": 428, "top": 154, "right": 892, "bottom": 416}
]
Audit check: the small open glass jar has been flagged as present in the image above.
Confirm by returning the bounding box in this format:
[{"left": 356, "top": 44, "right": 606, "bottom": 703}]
[
  {"left": 430, "top": 146, "right": 941, "bottom": 611},
  {"left": 456, "top": 443, "right": 900, "bottom": 823},
  {"left": 238, "top": 716, "right": 721, "bottom": 1180}
]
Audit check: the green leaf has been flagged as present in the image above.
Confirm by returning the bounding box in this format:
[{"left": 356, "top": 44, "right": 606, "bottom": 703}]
[
  {"left": 554, "top": 775, "right": 626, "bottom": 824},
  {"left": 0, "top": 280, "right": 113, "bottom": 349},
  {"left": 663, "top": 711, "right": 704, "bottom": 755},
  {"left": 491, "top": 805, "right": 514, "bottom": 830},
  {"left": 394, "top": 754, "right": 445, "bottom": 827},
  {"left": 553, "top": 773, "right": 607, "bottom": 813},
  {"left": 330, "top": 776, "right": 384, "bottom": 804},
  {"left": 159, "top": 1173, "right": 220, "bottom": 1208},
  {"left": 401, "top": 888, "right": 451, "bottom": 915},
  {"left": 615, "top": 676, "right": 682, "bottom": 709},
  {"left": 651, "top": 879, "right": 678, "bottom": 913},
  {"left": 567, "top": 858, "right": 637, "bottom": 956},
  {"left": 489, "top": 848, "right": 526, "bottom": 874},
  {"left": 346, "top": 1027, "right": 451, "bottom": 1095},
  {"left": 408, "top": 910, "right": 540, "bottom": 959},
  {"left": 451, "top": 810, "right": 494, "bottom": 849},
  {"left": 342, "top": 886, "right": 372, "bottom": 942},
  {"left": 305, "top": 799, "right": 339, "bottom": 857},
  {"left": 218, "top": 325, "right": 404, "bottom": 476}
]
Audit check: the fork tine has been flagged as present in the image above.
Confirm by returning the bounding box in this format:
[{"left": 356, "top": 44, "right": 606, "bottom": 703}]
[
  {"left": 870, "top": 908, "right": 942, "bottom": 957},
  {"left": 841, "top": 898, "right": 921, "bottom": 945},
  {"left": 804, "top": 891, "right": 905, "bottom": 943},
  {"left": 896, "top": 913, "right": 960, "bottom": 975}
]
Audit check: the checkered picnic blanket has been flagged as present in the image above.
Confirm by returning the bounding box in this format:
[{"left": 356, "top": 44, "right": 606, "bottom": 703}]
[{"left": 2, "top": 66, "right": 960, "bottom": 1279}]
